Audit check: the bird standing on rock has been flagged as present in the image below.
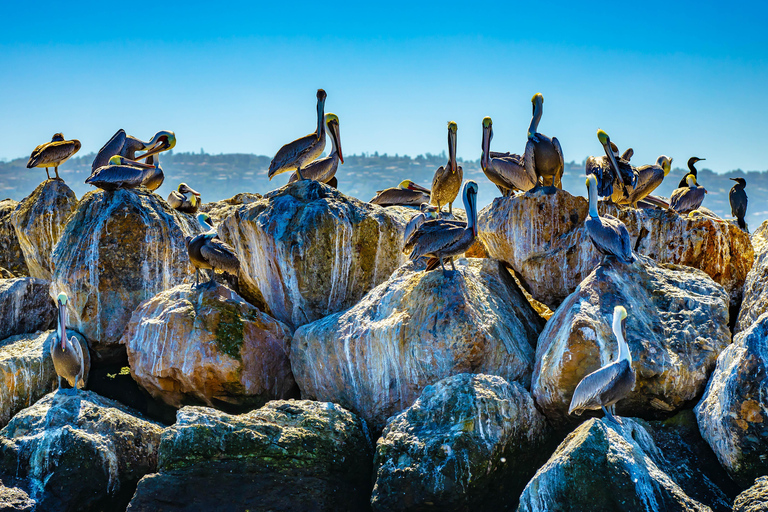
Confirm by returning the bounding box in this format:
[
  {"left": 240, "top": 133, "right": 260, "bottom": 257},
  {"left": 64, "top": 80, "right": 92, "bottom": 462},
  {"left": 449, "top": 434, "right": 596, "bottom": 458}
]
[
  {"left": 480, "top": 116, "right": 537, "bottom": 196},
  {"left": 430, "top": 121, "right": 463, "bottom": 214},
  {"left": 27, "top": 133, "right": 81, "bottom": 181},
  {"left": 186, "top": 213, "right": 241, "bottom": 287},
  {"left": 729, "top": 177, "right": 748, "bottom": 231},
  {"left": 525, "top": 93, "right": 564, "bottom": 189},
  {"left": 268, "top": 89, "right": 327, "bottom": 181},
  {"left": 51, "top": 292, "right": 85, "bottom": 394},
  {"left": 584, "top": 174, "right": 634, "bottom": 263}
]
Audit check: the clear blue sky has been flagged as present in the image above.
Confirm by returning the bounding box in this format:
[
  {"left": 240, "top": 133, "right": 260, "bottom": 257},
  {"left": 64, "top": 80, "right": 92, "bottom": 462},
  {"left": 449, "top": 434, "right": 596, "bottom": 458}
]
[{"left": 1, "top": 1, "right": 767, "bottom": 173}]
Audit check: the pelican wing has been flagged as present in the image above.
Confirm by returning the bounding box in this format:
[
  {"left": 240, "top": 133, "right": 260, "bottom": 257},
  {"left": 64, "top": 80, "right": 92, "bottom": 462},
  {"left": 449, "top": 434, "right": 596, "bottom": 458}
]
[
  {"left": 200, "top": 237, "right": 240, "bottom": 274},
  {"left": 92, "top": 129, "right": 127, "bottom": 171},
  {"left": 27, "top": 140, "right": 80, "bottom": 168},
  {"left": 586, "top": 156, "right": 614, "bottom": 197},
  {"left": 490, "top": 151, "right": 514, "bottom": 158},
  {"left": 86, "top": 164, "right": 149, "bottom": 189},
  {"left": 552, "top": 137, "right": 564, "bottom": 188},
  {"left": 569, "top": 359, "right": 630, "bottom": 414},
  {"left": 370, "top": 188, "right": 429, "bottom": 207},
  {"left": 269, "top": 133, "right": 321, "bottom": 175},
  {"left": 405, "top": 219, "right": 465, "bottom": 259},
  {"left": 484, "top": 155, "right": 535, "bottom": 192},
  {"left": 296, "top": 154, "right": 338, "bottom": 183},
  {"left": 670, "top": 187, "right": 706, "bottom": 213},
  {"left": 621, "top": 148, "right": 634, "bottom": 161},
  {"left": 627, "top": 165, "right": 664, "bottom": 205},
  {"left": 524, "top": 139, "right": 536, "bottom": 186},
  {"left": 168, "top": 190, "right": 184, "bottom": 209},
  {"left": 586, "top": 215, "right": 633, "bottom": 262},
  {"left": 68, "top": 335, "right": 85, "bottom": 383}
]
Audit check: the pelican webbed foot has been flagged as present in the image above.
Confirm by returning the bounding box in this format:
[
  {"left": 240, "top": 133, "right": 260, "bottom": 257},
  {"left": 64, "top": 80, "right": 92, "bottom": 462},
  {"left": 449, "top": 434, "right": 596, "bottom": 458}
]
[{"left": 601, "top": 405, "right": 622, "bottom": 425}]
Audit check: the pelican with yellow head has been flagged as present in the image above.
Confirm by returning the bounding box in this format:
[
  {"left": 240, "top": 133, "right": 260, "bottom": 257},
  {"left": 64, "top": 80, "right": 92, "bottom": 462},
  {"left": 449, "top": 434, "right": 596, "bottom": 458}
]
[
  {"left": 288, "top": 113, "right": 344, "bottom": 185},
  {"left": 525, "top": 93, "right": 564, "bottom": 189},
  {"left": 480, "top": 116, "right": 537, "bottom": 196},
  {"left": 430, "top": 121, "right": 463, "bottom": 214},
  {"left": 370, "top": 179, "right": 432, "bottom": 207}
]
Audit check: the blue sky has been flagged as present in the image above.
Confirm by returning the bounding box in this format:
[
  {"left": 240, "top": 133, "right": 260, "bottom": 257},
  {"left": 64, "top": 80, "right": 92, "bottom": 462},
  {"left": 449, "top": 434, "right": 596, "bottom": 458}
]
[{"left": 2, "top": 1, "right": 767, "bottom": 173}]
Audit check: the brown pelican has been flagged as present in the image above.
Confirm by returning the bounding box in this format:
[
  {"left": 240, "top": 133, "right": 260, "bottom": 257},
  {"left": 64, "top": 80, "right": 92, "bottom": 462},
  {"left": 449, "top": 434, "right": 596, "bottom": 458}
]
[
  {"left": 526, "top": 93, "right": 564, "bottom": 188},
  {"left": 168, "top": 183, "right": 202, "bottom": 214},
  {"left": 480, "top": 117, "right": 537, "bottom": 196},
  {"left": 404, "top": 203, "right": 439, "bottom": 243},
  {"left": 27, "top": 133, "right": 81, "bottom": 180},
  {"left": 268, "top": 89, "right": 327, "bottom": 181},
  {"left": 624, "top": 155, "right": 672, "bottom": 208},
  {"left": 676, "top": 157, "right": 705, "bottom": 188},
  {"left": 92, "top": 129, "right": 176, "bottom": 172},
  {"left": 52, "top": 292, "right": 85, "bottom": 394},
  {"left": 405, "top": 180, "right": 478, "bottom": 276},
  {"left": 587, "top": 130, "right": 637, "bottom": 202},
  {"left": 729, "top": 177, "right": 748, "bottom": 231},
  {"left": 430, "top": 121, "right": 463, "bottom": 214},
  {"left": 370, "top": 180, "right": 431, "bottom": 207},
  {"left": 569, "top": 305, "right": 636, "bottom": 424},
  {"left": 186, "top": 213, "right": 240, "bottom": 286},
  {"left": 85, "top": 155, "right": 164, "bottom": 191},
  {"left": 287, "top": 113, "right": 343, "bottom": 184},
  {"left": 585, "top": 174, "right": 634, "bottom": 263},
  {"left": 670, "top": 174, "right": 707, "bottom": 213}
]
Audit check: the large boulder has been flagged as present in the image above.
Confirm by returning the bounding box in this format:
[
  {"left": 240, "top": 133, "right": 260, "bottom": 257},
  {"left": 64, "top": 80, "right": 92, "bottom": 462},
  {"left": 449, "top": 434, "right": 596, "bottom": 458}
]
[
  {"left": 292, "top": 258, "right": 542, "bottom": 431},
  {"left": 0, "top": 278, "right": 55, "bottom": 341},
  {"left": 11, "top": 180, "right": 78, "bottom": 280},
  {"left": 127, "top": 401, "right": 373, "bottom": 511},
  {"left": 0, "top": 331, "right": 56, "bottom": 427},
  {"left": 216, "top": 180, "right": 413, "bottom": 328},
  {"left": 532, "top": 255, "right": 730, "bottom": 424},
  {"left": 121, "top": 282, "right": 297, "bottom": 409},
  {"left": 735, "top": 221, "right": 768, "bottom": 335},
  {"left": 0, "top": 481, "right": 34, "bottom": 511},
  {"left": 50, "top": 188, "right": 201, "bottom": 361},
  {"left": 199, "top": 192, "right": 262, "bottom": 224},
  {"left": 371, "top": 374, "right": 550, "bottom": 512},
  {"left": 733, "top": 476, "right": 768, "bottom": 512},
  {"left": 0, "top": 391, "right": 164, "bottom": 512},
  {"left": 695, "top": 312, "right": 768, "bottom": 488},
  {"left": 0, "top": 199, "right": 28, "bottom": 277},
  {"left": 478, "top": 189, "right": 753, "bottom": 309},
  {"left": 518, "top": 415, "right": 735, "bottom": 512}
]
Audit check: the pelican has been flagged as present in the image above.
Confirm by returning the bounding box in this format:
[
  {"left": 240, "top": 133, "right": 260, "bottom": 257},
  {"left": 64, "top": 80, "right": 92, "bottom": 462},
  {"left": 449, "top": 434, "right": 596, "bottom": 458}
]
[
  {"left": 568, "top": 305, "right": 636, "bottom": 424},
  {"left": 268, "top": 89, "right": 327, "bottom": 181},
  {"left": 676, "top": 157, "right": 705, "bottom": 188},
  {"left": 480, "top": 117, "right": 536, "bottom": 196},
  {"left": 51, "top": 292, "right": 85, "bottom": 394},
  {"left": 287, "top": 113, "right": 343, "bottom": 184},
  {"left": 729, "top": 177, "right": 748, "bottom": 231},
  {"left": 585, "top": 174, "right": 634, "bottom": 263},
  {"left": 27, "top": 133, "right": 81, "bottom": 180},
  {"left": 186, "top": 213, "right": 240, "bottom": 286},
  {"left": 586, "top": 130, "right": 637, "bottom": 202},
  {"left": 624, "top": 156, "right": 672, "bottom": 208},
  {"left": 430, "top": 121, "right": 463, "bottom": 214},
  {"left": 92, "top": 129, "right": 176, "bottom": 172},
  {"left": 670, "top": 174, "right": 707, "bottom": 213},
  {"left": 85, "top": 155, "right": 164, "bottom": 191},
  {"left": 405, "top": 180, "right": 478, "bottom": 276},
  {"left": 370, "top": 180, "right": 431, "bottom": 207},
  {"left": 168, "top": 183, "right": 202, "bottom": 214},
  {"left": 526, "top": 93, "right": 564, "bottom": 188}
]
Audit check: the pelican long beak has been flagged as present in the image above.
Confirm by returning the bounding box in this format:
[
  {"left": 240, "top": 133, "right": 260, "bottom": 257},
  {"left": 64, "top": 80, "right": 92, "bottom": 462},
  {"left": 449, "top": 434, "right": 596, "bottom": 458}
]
[
  {"left": 599, "top": 134, "right": 621, "bottom": 175},
  {"left": 181, "top": 184, "right": 201, "bottom": 197},
  {"left": 448, "top": 128, "right": 457, "bottom": 174},
  {"left": 136, "top": 133, "right": 175, "bottom": 161},
  {"left": 330, "top": 120, "right": 343, "bottom": 164},
  {"left": 57, "top": 299, "right": 67, "bottom": 350},
  {"left": 481, "top": 123, "right": 491, "bottom": 170},
  {"left": 408, "top": 181, "right": 431, "bottom": 194}
]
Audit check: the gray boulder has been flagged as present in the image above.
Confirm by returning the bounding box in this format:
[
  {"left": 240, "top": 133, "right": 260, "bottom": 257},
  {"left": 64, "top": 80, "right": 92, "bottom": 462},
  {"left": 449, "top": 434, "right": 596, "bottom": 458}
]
[
  {"left": 0, "top": 200, "right": 28, "bottom": 277},
  {"left": 0, "top": 278, "right": 56, "bottom": 341}
]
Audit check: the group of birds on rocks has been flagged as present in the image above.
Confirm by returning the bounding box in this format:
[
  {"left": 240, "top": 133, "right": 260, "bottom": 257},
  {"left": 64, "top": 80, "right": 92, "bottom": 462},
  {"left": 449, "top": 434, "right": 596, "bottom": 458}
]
[{"left": 25, "top": 88, "right": 749, "bottom": 422}]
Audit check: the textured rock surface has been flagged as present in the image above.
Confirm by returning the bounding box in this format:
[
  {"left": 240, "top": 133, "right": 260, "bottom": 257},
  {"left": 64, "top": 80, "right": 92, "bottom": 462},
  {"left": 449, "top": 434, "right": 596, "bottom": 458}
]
[
  {"left": 200, "top": 192, "right": 262, "bottom": 224},
  {"left": 0, "top": 481, "right": 35, "bottom": 511},
  {"left": 0, "top": 391, "right": 163, "bottom": 512},
  {"left": 0, "top": 278, "right": 56, "bottom": 341},
  {"left": 10, "top": 180, "right": 78, "bottom": 280},
  {"left": 372, "top": 374, "right": 549, "bottom": 511},
  {"left": 292, "top": 258, "right": 542, "bottom": 430},
  {"left": 695, "top": 312, "right": 768, "bottom": 487},
  {"left": 0, "top": 200, "right": 28, "bottom": 277},
  {"left": 50, "top": 188, "right": 201, "bottom": 360},
  {"left": 517, "top": 417, "right": 729, "bottom": 512},
  {"left": 733, "top": 476, "right": 768, "bottom": 512},
  {"left": 127, "top": 400, "right": 373, "bottom": 511},
  {"left": 217, "top": 180, "right": 413, "bottom": 328},
  {"left": 533, "top": 255, "right": 730, "bottom": 424},
  {"left": 0, "top": 329, "right": 88, "bottom": 427},
  {"left": 736, "top": 221, "right": 768, "bottom": 335},
  {"left": 122, "top": 282, "right": 297, "bottom": 409},
  {"left": 478, "top": 188, "right": 753, "bottom": 309}
]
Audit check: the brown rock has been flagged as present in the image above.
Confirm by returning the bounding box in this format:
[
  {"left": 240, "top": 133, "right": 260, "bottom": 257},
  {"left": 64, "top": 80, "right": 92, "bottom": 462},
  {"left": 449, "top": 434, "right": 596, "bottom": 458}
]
[
  {"left": 733, "top": 476, "right": 768, "bottom": 512},
  {"left": 736, "top": 220, "right": 768, "bottom": 335},
  {"left": 0, "top": 200, "right": 28, "bottom": 277},
  {"left": 0, "top": 278, "right": 56, "bottom": 341}
]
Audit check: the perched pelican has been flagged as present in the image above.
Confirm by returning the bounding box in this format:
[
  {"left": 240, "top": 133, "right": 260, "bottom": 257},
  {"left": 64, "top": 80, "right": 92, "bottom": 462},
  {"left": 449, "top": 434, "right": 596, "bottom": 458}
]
[
  {"left": 670, "top": 174, "right": 707, "bottom": 213},
  {"left": 729, "top": 177, "right": 748, "bottom": 231},
  {"left": 27, "top": 133, "right": 81, "bottom": 180},
  {"left": 430, "top": 121, "right": 463, "bottom": 214},
  {"left": 585, "top": 174, "right": 634, "bottom": 263},
  {"left": 268, "top": 89, "right": 327, "bottom": 181},
  {"left": 85, "top": 155, "right": 163, "bottom": 191},
  {"left": 92, "top": 129, "right": 176, "bottom": 172},
  {"left": 568, "top": 305, "right": 636, "bottom": 424},
  {"left": 676, "top": 157, "right": 705, "bottom": 188},
  {"left": 51, "top": 292, "right": 85, "bottom": 394},
  {"left": 186, "top": 213, "right": 240, "bottom": 286},
  {"left": 168, "top": 183, "right": 202, "bottom": 214},
  {"left": 480, "top": 117, "right": 536, "bottom": 195},
  {"left": 404, "top": 203, "right": 439, "bottom": 243},
  {"left": 287, "top": 113, "right": 343, "bottom": 184},
  {"left": 525, "top": 93, "right": 564, "bottom": 188},
  {"left": 405, "top": 180, "right": 478, "bottom": 276},
  {"left": 587, "top": 130, "right": 637, "bottom": 202},
  {"left": 624, "top": 156, "right": 672, "bottom": 208},
  {"left": 370, "top": 180, "right": 431, "bottom": 207}
]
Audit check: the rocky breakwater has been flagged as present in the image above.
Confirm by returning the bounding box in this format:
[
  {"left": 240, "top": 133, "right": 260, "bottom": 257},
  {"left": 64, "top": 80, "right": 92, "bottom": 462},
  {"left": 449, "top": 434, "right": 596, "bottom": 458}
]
[
  {"left": 121, "top": 282, "right": 297, "bottom": 409},
  {"left": 0, "top": 277, "right": 56, "bottom": 341},
  {"left": 735, "top": 220, "right": 768, "bottom": 335},
  {"left": 0, "top": 199, "right": 28, "bottom": 277},
  {"left": 532, "top": 255, "right": 730, "bottom": 424},
  {"left": 372, "top": 373, "right": 550, "bottom": 511},
  {"left": 127, "top": 400, "right": 373, "bottom": 511},
  {"left": 216, "top": 180, "right": 413, "bottom": 328},
  {"left": 292, "top": 258, "right": 543, "bottom": 431},
  {"left": 50, "top": 188, "right": 201, "bottom": 361},
  {"left": 478, "top": 188, "right": 753, "bottom": 309},
  {"left": 11, "top": 180, "right": 78, "bottom": 280},
  {"left": 695, "top": 311, "right": 768, "bottom": 487}
]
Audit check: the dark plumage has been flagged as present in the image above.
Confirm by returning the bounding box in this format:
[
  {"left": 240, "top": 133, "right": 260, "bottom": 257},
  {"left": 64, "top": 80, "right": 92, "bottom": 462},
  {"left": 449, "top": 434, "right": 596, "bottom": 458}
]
[
  {"left": 27, "top": 133, "right": 81, "bottom": 180},
  {"left": 370, "top": 180, "right": 431, "bottom": 207},
  {"left": 269, "top": 89, "right": 327, "bottom": 180},
  {"left": 187, "top": 213, "right": 240, "bottom": 286},
  {"left": 91, "top": 129, "right": 176, "bottom": 172},
  {"left": 585, "top": 174, "right": 634, "bottom": 263},
  {"left": 526, "top": 93, "right": 564, "bottom": 188},
  {"left": 86, "top": 155, "right": 164, "bottom": 191},
  {"left": 676, "top": 157, "right": 705, "bottom": 188},
  {"left": 670, "top": 174, "right": 707, "bottom": 213},
  {"left": 729, "top": 177, "right": 748, "bottom": 231}
]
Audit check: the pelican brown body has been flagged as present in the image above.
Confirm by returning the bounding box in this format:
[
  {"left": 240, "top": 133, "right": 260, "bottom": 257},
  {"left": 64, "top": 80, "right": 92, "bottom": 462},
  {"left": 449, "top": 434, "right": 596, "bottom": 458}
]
[
  {"left": 585, "top": 174, "right": 634, "bottom": 263},
  {"left": 288, "top": 113, "right": 344, "bottom": 184},
  {"left": 27, "top": 133, "right": 81, "bottom": 180},
  {"left": 670, "top": 174, "right": 707, "bottom": 213},
  {"left": 624, "top": 156, "right": 672, "bottom": 208},
  {"left": 370, "top": 180, "right": 431, "bottom": 207},
  {"left": 525, "top": 93, "right": 563, "bottom": 188},
  {"left": 430, "top": 121, "right": 463, "bottom": 214},
  {"left": 86, "top": 155, "right": 164, "bottom": 191},
  {"left": 587, "top": 130, "right": 637, "bottom": 202},
  {"left": 269, "top": 89, "right": 327, "bottom": 181},
  {"left": 186, "top": 213, "right": 241, "bottom": 286},
  {"left": 168, "top": 183, "right": 202, "bottom": 214},
  {"left": 480, "top": 117, "right": 537, "bottom": 196},
  {"left": 51, "top": 292, "right": 85, "bottom": 393},
  {"left": 92, "top": 129, "right": 176, "bottom": 172}
]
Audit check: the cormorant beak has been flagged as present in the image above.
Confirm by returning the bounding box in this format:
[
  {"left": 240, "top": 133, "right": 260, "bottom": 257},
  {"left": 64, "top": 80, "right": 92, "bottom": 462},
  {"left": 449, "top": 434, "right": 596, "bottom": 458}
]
[{"left": 730, "top": 178, "right": 738, "bottom": 182}]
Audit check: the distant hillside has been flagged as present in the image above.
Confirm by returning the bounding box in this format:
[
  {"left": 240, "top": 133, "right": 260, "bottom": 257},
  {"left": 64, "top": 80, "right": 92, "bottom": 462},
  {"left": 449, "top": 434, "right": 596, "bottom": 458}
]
[{"left": 2, "top": 151, "right": 766, "bottom": 230}]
